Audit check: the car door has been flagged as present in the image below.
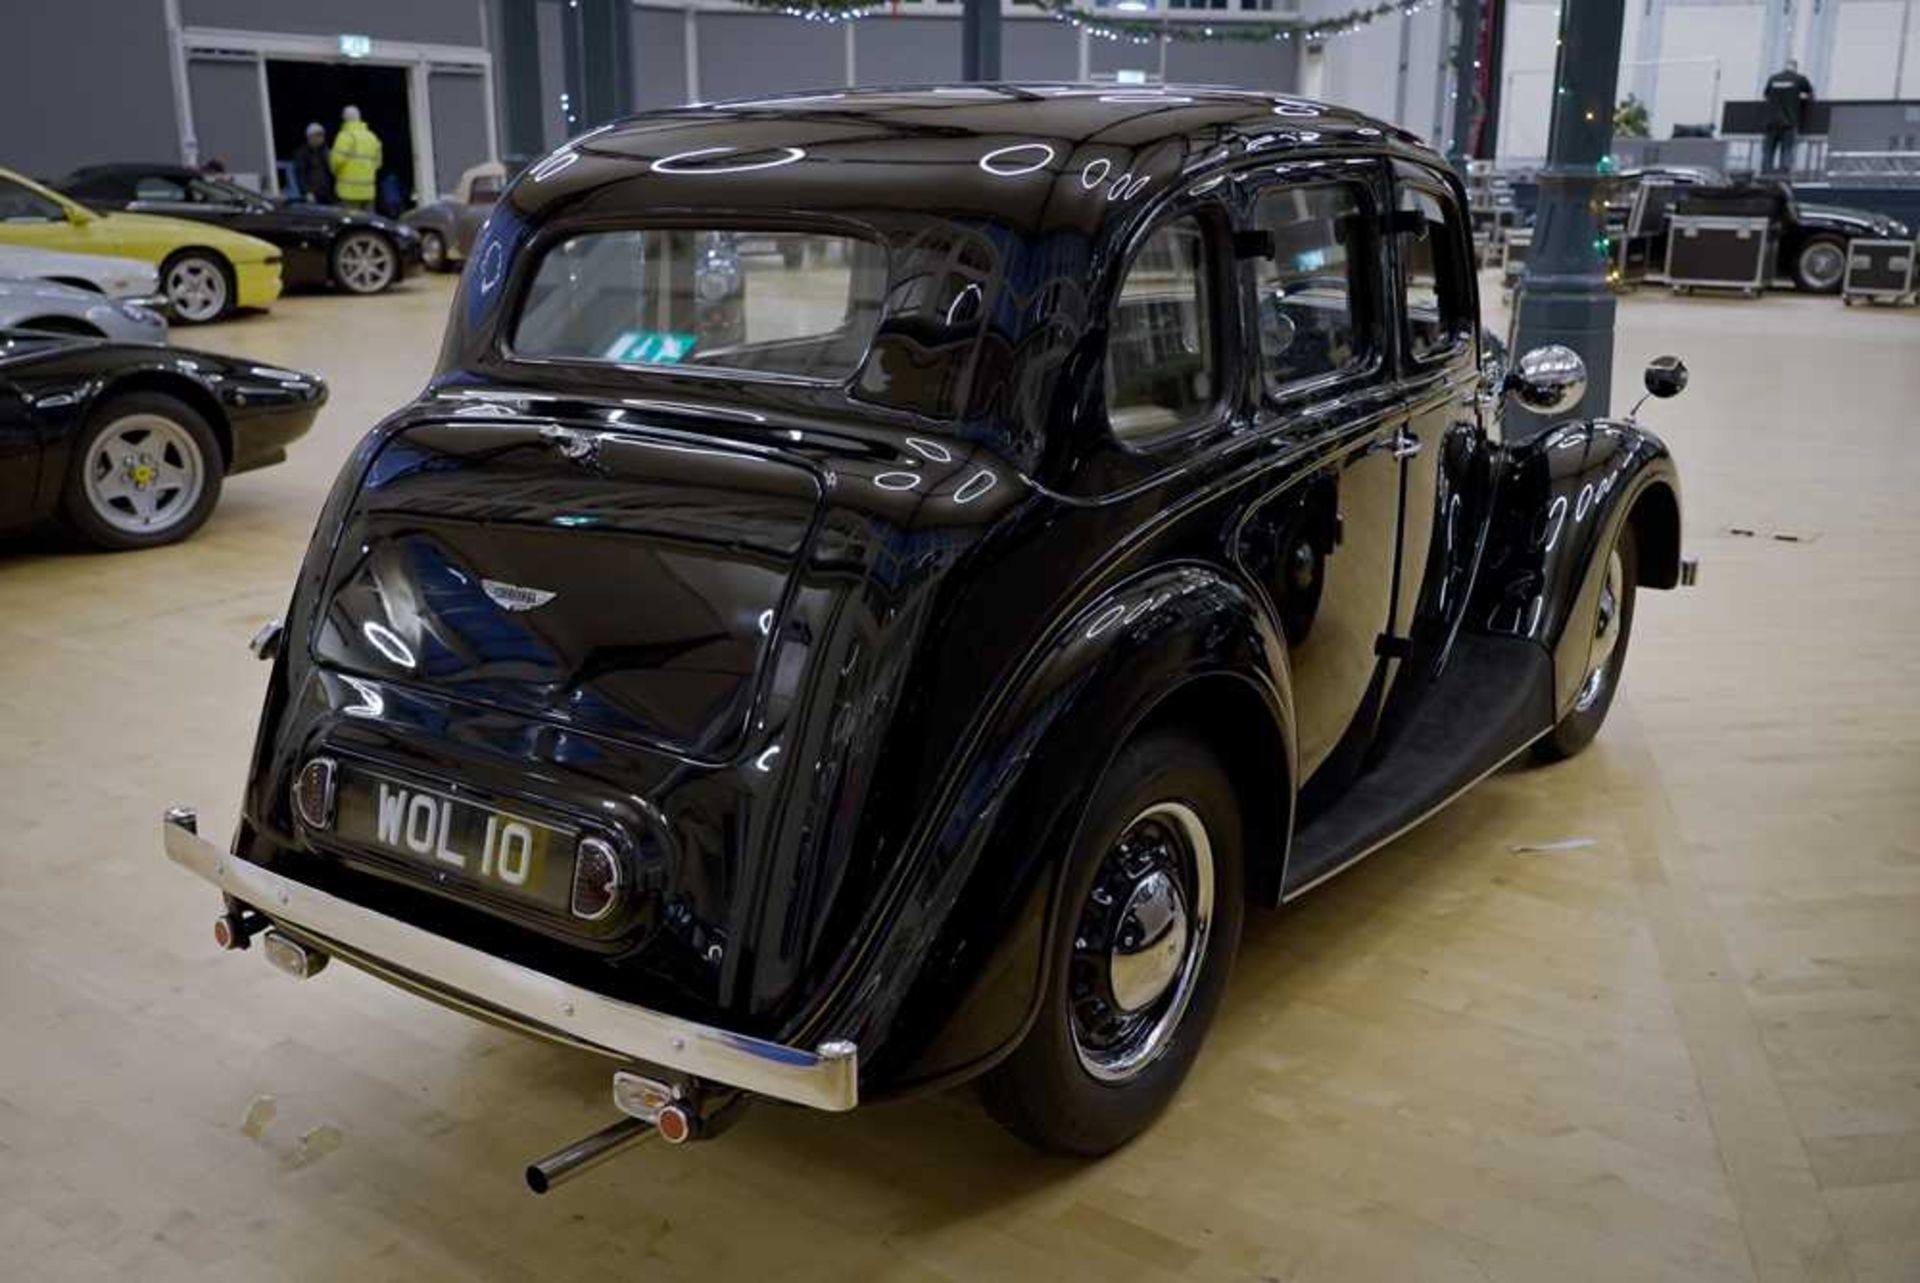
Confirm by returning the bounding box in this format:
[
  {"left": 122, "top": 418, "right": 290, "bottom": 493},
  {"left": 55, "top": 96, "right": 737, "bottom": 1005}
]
[
  {"left": 0, "top": 174, "right": 86, "bottom": 253},
  {"left": 0, "top": 363, "right": 43, "bottom": 526},
  {"left": 1231, "top": 165, "right": 1407, "bottom": 819},
  {"left": 1381, "top": 164, "right": 1491, "bottom": 709}
]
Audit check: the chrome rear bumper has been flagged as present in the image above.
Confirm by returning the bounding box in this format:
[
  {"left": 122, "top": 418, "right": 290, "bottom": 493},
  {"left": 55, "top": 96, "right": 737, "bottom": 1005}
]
[{"left": 162, "top": 806, "right": 858, "bottom": 1111}]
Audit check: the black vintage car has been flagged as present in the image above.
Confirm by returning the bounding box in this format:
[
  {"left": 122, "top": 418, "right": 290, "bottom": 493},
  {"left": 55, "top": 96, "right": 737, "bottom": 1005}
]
[
  {"left": 161, "top": 87, "right": 1689, "bottom": 1182},
  {"left": 0, "top": 328, "right": 324, "bottom": 548},
  {"left": 57, "top": 164, "right": 423, "bottom": 298},
  {"left": 1604, "top": 166, "right": 1910, "bottom": 292}
]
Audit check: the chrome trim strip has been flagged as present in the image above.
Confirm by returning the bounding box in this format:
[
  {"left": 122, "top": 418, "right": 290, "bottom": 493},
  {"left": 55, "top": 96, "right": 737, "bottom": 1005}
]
[{"left": 162, "top": 809, "right": 858, "bottom": 1111}]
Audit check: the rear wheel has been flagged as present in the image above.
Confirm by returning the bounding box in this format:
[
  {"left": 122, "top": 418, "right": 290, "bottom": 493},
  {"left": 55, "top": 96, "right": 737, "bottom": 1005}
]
[
  {"left": 60, "top": 392, "right": 223, "bottom": 550},
  {"left": 161, "top": 251, "right": 233, "bottom": 323},
  {"left": 1793, "top": 235, "right": 1848, "bottom": 294},
  {"left": 980, "top": 727, "right": 1244, "bottom": 1155},
  {"left": 1534, "top": 523, "right": 1638, "bottom": 762},
  {"left": 332, "top": 231, "right": 398, "bottom": 294},
  {"left": 418, "top": 229, "right": 449, "bottom": 273}
]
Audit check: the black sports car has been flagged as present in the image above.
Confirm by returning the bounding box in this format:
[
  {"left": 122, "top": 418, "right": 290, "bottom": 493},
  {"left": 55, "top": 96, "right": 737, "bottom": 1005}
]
[
  {"left": 56, "top": 165, "right": 423, "bottom": 297},
  {"left": 0, "top": 328, "right": 325, "bottom": 549},
  {"left": 1604, "top": 167, "right": 1911, "bottom": 292}
]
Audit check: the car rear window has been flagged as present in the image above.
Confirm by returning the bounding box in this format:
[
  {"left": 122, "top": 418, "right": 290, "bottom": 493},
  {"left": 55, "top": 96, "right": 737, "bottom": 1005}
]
[{"left": 510, "top": 228, "right": 888, "bottom": 382}]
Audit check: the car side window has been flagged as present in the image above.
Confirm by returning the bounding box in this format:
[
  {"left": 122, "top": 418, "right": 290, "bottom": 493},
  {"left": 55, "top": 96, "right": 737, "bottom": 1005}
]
[
  {"left": 0, "top": 178, "right": 64, "bottom": 223},
  {"left": 470, "top": 175, "right": 502, "bottom": 204},
  {"left": 1397, "top": 182, "right": 1472, "bottom": 362},
  {"left": 1106, "top": 214, "right": 1215, "bottom": 442},
  {"left": 1247, "top": 181, "right": 1373, "bottom": 399},
  {"left": 136, "top": 175, "right": 188, "bottom": 202}
]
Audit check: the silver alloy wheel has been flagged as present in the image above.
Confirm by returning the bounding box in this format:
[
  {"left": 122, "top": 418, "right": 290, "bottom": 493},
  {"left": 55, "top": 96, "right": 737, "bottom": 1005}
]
[
  {"left": 1069, "top": 800, "right": 1214, "bottom": 1084},
  {"left": 1575, "top": 545, "right": 1626, "bottom": 712},
  {"left": 165, "top": 256, "right": 228, "bottom": 322},
  {"left": 335, "top": 232, "right": 397, "bottom": 293},
  {"left": 81, "top": 412, "right": 206, "bottom": 535},
  {"left": 419, "top": 230, "right": 446, "bottom": 271},
  {"left": 1798, "top": 240, "right": 1847, "bottom": 291}
]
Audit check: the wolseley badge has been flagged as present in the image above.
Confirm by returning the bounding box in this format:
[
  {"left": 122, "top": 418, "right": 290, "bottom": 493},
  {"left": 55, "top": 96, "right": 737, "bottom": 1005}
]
[{"left": 482, "top": 579, "right": 557, "bottom": 612}]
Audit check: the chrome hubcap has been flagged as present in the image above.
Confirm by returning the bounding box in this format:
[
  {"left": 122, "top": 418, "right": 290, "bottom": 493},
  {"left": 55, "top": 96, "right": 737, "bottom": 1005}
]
[
  {"left": 1801, "top": 243, "right": 1845, "bottom": 289},
  {"left": 420, "top": 232, "right": 445, "bottom": 269},
  {"left": 1576, "top": 546, "right": 1625, "bottom": 712},
  {"left": 165, "top": 258, "right": 227, "bottom": 322},
  {"left": 1069, "top": 801, "right": 1213, "bottom": 1083},
  {"left": 337, "top": 233, "right": 396, "bottom": 292},
  {"left": 82, "top": 414, "right": 204, "bottom": 534}
]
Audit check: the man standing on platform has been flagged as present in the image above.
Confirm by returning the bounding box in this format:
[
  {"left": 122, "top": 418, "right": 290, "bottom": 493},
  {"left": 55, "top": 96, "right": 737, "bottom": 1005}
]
[{"left": 1761, "top": 60, "right": 1814, "bottom": 176}]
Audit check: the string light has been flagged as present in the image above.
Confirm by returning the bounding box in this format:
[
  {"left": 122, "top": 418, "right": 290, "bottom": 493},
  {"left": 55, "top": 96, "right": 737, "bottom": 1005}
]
[{"left": 726, "top": 0, "right": 1445, "bottom": 43}]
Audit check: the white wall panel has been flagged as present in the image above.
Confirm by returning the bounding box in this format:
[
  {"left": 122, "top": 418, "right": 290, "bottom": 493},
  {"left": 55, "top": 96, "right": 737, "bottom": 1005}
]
[
  {"left": 1497, "top": 0, "right": 1562, "bottom": 161},
  {"left": 1829, "top": 0, "right": 1908, "bottom": 97}
]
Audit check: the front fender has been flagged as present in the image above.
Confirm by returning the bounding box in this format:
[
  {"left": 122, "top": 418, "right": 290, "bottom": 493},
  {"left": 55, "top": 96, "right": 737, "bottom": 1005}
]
[
  {"left": 1474, "top": 418, "right": 1682, "bottom": 715},
  {"left": 809, "top": 561, "right": 1294, "bottom": 1094}
]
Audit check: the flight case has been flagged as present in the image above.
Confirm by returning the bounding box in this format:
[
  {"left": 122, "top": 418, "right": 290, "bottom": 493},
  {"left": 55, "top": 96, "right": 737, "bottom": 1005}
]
[
  {"left": 1841, "top": 238, "right": 1915, "bottom": 305},
  {"left": 1666, "top": 215, "right": 1772, "bottom": 296}
]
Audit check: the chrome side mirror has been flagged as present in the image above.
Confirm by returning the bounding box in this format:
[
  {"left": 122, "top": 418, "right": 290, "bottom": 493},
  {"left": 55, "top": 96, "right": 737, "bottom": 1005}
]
[
  {"left": 1505, "top": 344, "right": 1588, "bottom": 417},
  {"left": 1643, "top": 355, "right": 1688, "bottom": 399}
]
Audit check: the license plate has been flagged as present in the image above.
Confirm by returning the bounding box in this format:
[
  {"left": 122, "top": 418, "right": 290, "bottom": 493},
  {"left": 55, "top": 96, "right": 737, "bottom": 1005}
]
[{"left": 332, "top": 766, "right": 576, "bottom": 914}]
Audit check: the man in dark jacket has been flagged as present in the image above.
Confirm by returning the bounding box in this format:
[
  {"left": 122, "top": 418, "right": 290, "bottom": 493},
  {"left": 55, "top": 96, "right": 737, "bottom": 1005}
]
[
  {"left": 291, "top": 123, "right": 335, "bottom": 204},
  {"left": 1762, "top": 61, "right": 1813, "bottom": 175}
]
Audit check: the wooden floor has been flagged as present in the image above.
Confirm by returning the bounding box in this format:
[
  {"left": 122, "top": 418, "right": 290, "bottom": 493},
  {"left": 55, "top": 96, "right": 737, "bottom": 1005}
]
[{"left": 2, "top": 275, "right": 1916, "bottom": 1282}]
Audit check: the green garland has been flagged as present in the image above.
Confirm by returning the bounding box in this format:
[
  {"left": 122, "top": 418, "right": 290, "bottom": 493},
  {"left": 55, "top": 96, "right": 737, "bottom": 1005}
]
[
  {"left": 1031, "top": 0, "right": 1438, "bottom": 44},
  {"left": 723, "top": 0, "right": 1441, "bottom": 44}
]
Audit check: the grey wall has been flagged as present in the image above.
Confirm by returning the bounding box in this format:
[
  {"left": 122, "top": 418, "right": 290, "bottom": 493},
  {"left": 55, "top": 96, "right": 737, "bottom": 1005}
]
[
  {"left": 429, "top": 68, "right": 492, "bottom": 192},
  {"left": 634, "top": 7, "right": 688, "bottom": 109},
  {"left": 188, "top": 56, "right": 272, "bottom": 177},
  {"left": 181, "top": 0, "right": 484, "bottom": 46},
  {"left": 617, "top": 12, "right": 1287, "bottom": 112},
  {"left": 855, "top": 16, "right": 958, "bottom": 86},
  {"left": 1004, "top": 20, "right": 1081, "bottom": 82},
  {"left": 1163, "top": 39, "right": 1298, "bottom": 92},
  {"left": 697, "top": 13, "right": 843, "bottom": 101},
  {"left": 0, "top": 0, "right": 179, "bottom": 178}
]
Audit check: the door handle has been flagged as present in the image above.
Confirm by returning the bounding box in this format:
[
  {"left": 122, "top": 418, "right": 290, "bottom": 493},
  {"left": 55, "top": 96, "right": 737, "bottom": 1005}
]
[{"left": 1364, "top": 426, "right": 1422, "bottom": 460}]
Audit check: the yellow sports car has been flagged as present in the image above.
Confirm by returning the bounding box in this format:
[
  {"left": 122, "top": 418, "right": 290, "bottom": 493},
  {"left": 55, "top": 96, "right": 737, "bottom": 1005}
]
[{"left": 0, "top": 166, "right": 281, "bottom": 323}]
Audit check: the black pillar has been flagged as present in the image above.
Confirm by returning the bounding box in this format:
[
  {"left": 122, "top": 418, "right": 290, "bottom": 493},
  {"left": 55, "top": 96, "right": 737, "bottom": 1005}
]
[
  {"left": 1478, "top": 0, "right": 1505, "bottom": 160},
  {"left": 495, "top": 0, "right": 546, "bottom": 160},
  {"left": 962, "top": 0, "right": 1002, "bottom": 81},
  {"left": 579, "top": 0, "right": 633, "bottom": 129},
  {"left": 1512, "top": 0, "right": 1627, "bottom": 426},
  {"left": 1446, "top": 0, "right": 1483, "bottom": 169}
]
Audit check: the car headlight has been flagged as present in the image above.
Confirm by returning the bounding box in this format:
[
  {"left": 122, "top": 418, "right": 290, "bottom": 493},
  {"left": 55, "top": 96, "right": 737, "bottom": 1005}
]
[{"left": 116, "top": 302, "right": 163, "bottom": 325}]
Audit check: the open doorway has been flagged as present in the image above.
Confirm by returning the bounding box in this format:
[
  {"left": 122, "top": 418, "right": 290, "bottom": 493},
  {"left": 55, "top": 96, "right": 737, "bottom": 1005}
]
[{"left": 265, "top": 60, "right": 415, "bottom": 213}]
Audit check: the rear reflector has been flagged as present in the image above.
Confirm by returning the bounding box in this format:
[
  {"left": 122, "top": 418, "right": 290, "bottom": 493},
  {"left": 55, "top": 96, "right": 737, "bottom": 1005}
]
[
  {"left": 293, "top": 757, "right": 337, "bottom": 830},
  {"left": 571, "top": 836, "right": 622, "bottom": 921}
]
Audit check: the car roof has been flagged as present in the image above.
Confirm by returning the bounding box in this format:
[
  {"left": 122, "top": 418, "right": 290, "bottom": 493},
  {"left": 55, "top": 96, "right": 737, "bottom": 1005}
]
[
  {"left": 513, "top": 84, "right": 1438, "bottom": 240},
  {"left": 67, "top": 163, "right": 196, "bottom": 178}
]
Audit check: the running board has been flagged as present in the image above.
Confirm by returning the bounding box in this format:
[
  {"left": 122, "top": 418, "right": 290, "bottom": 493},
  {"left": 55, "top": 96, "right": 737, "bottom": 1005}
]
[{"left": 1281, "top": 635, "right": 1555, "bottom": 899}]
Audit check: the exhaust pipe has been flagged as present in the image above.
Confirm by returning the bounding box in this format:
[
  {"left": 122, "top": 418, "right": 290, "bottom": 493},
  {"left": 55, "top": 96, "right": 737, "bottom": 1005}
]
[{"left": 524, "top": 1116, "right": 654, "bottom": 1194}]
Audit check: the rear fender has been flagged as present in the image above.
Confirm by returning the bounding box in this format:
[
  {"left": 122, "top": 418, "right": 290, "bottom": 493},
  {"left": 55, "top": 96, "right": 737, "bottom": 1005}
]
[
  {"left": 1474, "top": 419, "right": 1682, "bottom": 716},
  {"left": 818, "top": 562, "right": 1294, "bottom": 1092}
]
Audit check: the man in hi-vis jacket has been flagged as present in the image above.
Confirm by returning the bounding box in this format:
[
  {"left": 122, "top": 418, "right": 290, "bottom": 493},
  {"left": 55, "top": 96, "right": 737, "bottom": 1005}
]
[{"left": 329, "top": 105, "right": 383, "bottom": 210}]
